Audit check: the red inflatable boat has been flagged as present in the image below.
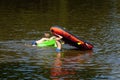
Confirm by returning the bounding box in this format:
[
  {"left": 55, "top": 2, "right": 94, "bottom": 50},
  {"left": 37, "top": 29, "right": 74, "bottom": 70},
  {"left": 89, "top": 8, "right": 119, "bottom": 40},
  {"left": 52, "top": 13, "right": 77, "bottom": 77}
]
[{"left": 50, "top": 26, "right": 93, "bottom": 50}]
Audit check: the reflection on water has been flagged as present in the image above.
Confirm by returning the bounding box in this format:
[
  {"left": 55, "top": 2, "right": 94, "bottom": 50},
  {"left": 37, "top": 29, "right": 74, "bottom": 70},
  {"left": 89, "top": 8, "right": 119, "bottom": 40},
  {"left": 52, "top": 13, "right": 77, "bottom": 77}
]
[
  {"left": 51, "top": 51, "right": 112, "bottom": 80},
  {"left": 0, "top": 0, "right": 120, "bottom": 80},
  {"left": 51, "top": 51, "right": 93, "bottom": 80},
  {"left": 0, "top": 40, "right": 112, "bottom": 80}
]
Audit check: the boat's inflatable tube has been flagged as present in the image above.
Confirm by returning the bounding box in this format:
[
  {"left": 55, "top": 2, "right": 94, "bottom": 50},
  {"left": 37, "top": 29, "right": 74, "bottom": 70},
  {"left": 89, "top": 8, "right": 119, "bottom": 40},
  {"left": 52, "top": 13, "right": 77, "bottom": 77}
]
[
  {"left": 37, "top": 39, "right": 56, "bottom": 47},
  {"left": 50, "top": 26, "right": 93, "bottom": 50}
]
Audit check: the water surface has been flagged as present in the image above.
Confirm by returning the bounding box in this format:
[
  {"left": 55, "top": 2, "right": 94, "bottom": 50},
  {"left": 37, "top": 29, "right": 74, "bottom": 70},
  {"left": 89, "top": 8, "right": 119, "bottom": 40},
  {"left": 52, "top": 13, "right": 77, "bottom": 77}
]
[{"left": 0, "top": 0, "right": 120, "bottom": 80}]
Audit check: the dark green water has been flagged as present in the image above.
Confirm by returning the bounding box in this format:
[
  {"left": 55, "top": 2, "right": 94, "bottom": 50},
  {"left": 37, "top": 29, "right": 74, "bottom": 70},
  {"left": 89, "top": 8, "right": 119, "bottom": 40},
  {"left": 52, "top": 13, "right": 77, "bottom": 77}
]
[{"left": 0, "top": 0, "right": 120, "bottom": 80}]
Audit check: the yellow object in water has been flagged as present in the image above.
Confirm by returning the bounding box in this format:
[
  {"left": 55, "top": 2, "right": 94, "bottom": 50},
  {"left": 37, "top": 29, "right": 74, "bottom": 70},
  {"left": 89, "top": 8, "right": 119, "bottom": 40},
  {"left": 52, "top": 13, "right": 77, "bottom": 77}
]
[{"left": 77, "top": 42, "right": 81, "bottom": 45}]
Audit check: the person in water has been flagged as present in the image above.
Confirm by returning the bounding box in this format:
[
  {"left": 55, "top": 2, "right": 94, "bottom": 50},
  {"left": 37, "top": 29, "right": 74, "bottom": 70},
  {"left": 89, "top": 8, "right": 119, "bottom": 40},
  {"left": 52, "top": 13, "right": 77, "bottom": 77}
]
[
  {"left": 32, "top": 32, "right": 53, "bottom": 46},
  {"left": 32, "top": 32, "right": 63, "bottom": 52}
]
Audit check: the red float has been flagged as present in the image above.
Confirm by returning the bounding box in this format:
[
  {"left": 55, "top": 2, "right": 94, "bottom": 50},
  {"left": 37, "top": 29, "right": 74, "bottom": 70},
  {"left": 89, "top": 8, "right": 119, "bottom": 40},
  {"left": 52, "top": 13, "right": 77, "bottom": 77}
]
[{"left": 50, "top": 26, "right": 93, "bottom": 50}]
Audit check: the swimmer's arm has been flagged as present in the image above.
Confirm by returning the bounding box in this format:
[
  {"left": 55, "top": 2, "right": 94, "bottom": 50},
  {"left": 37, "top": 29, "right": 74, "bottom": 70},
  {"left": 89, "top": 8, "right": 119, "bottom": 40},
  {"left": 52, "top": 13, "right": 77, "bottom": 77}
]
[
  {"left": 55, "top": 34, "right": 63, "bottom": 40},
  {"left": 50, "top": 36, "right": 56, "bottom": 39},
  {"left": 36, "top": 38, "right": 49, "bottom": 43},
  {"left": 55, "top": 34, "right": 63, "bottom": 39},
  {"left": 57, "top": 35, "right": 63, "bottom": 39}
]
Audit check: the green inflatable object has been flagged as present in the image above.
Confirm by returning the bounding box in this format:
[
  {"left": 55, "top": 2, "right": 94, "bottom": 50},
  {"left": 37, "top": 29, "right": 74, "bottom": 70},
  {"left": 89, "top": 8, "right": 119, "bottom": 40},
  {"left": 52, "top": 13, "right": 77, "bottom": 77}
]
[{"left": 37, "top": 39, "right": 56, "bottom": 47}]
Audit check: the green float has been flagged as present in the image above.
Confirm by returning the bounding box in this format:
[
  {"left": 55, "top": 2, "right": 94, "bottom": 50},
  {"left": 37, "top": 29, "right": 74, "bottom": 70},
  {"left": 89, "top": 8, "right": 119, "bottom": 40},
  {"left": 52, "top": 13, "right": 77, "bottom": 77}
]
[{"left": 37, "top": 39, "right": 56, "bottom": 47}]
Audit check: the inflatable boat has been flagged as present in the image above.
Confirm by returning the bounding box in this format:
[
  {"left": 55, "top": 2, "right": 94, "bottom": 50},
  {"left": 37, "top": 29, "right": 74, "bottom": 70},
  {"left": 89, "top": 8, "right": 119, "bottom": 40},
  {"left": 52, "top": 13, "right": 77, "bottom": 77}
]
[
  {"left": 50, "top": 26, "right": 93, "bottom": 50},
  {"left": 37, "top": 39, "right": 56, "bottom": 47}
]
